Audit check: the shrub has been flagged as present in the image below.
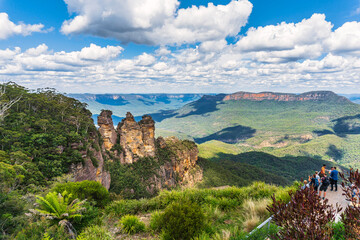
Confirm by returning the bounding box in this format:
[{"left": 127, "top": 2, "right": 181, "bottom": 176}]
[
  {"left": 268, "top": 187, "right": 339, "bottom": 239},
  {"left": 119, "top": 215, "right": 146, "bottom": 234},
  {"left": 52, "top": 180, "right": 110, "bottom": 207},
  {"left": 340, "top": 169, "right": 360, "bottom": 238},
  {"left": 331, "top": 222, "right": 346, "bottom": 240},
  {"left": 149, "top": 211, "right": 163, "bottom": 232},
  {"left": 76, "top": 225, "right": 114, "bottom": 240},
  {"left": 159, "top": 201, "right": 206, "bottom": 240}
]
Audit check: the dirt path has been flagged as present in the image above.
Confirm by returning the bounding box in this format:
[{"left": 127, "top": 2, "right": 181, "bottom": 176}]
[{"left": 323, "top": 188, "right": 348, "bottom": 222}]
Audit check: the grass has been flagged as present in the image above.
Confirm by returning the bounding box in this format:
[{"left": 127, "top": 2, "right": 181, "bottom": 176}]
[{"left": 102, "top": 182, "right": 298, "bottom": 239}]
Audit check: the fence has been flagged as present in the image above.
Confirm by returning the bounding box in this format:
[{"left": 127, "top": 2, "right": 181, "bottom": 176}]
[{"left": 247, "top": 215, "right": 273, "bottom": 239}]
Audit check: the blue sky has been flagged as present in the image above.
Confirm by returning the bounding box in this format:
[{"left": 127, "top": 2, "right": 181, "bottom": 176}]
[{"left": 0, "top": 0, "right": 360, "bottom": 93}]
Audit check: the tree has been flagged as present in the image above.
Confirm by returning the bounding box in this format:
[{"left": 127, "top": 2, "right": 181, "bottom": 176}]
[
  {"left": 268, "top": 187, "right": 340, "bottom": 239},
  {"left": 0, "top": 84, "right": 21, "bottom": 123},
  {"left": 28, "top": 191, "right": 86, "bottom": 239}
]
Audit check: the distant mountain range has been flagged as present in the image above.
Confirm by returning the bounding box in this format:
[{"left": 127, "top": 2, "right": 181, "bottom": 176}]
[
  {"left": 68, "top": 93, "right": 208, "bottom": 124},
  {"left": 69, "top": 91, "right": 359, "bottom": 126},
  {"left": 69, "top": 91, "right": 360, "bottom": 169},
  {"left": 341, "top": 94, "right": 360, "bottom": 104},
  {"left": 154, "top": 91, "right": 360, "bottom": 169}
]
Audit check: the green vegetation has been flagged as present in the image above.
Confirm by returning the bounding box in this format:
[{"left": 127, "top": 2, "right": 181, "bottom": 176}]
[
  {"left": 157, "top": 97, "right": 360, "bottom": 168},
  {"left": 198, "top": 152, "right": 345, "bottom": 189},
  {"left": 0, "top": 83, "right": 97, "bottom": 183},
  {"left": 76, "top": 225, "right": 114, "bottom": 240},
  {"left": 103, "top": 182, "right": 298, "bottom": 239},
  {"left": 119, "top": 215, "right": 146, "bottom": 234},
  {"left": 52, "top": 181, "right": 110, "bottom": 207},
  {"left": 158, "top": 201, "right": 206, "bottom": 240}
]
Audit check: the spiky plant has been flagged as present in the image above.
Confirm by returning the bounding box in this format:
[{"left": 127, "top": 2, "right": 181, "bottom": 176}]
[{"left": 29, "top": 191, "right": 86, "bottom": 238}]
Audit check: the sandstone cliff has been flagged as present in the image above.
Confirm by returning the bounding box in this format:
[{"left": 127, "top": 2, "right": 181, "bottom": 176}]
[
  {"left": 223, "top": 91, "right": 350, "bottom": 102},
  {"left": 117, "top": 112, "right": 156, "bottom": 163},
  {"left": 98, "top": 110, "right": 117, "bottom": 151},
  {"left": 97, "top": 110, "right": 202, "bottom": 196},
  {"left": 70, "top": 130, "right": 111, "bottom": 190}
]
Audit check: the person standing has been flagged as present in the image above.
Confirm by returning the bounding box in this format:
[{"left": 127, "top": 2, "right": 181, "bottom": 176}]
[
  {"left": 330, "top": 167, "right": 338, "bottom": 191},
  {"left": 309, "top": 174, "right": 320, "bottom": 192},
  {"left": 319, "top": 174, "right": 330, "bottom": 200},
  {"left": 320, "top": 164, "right": 326, "bottom": 177},
  {"left": 301, "top": 180, "right": 310, "bottom": 190}
]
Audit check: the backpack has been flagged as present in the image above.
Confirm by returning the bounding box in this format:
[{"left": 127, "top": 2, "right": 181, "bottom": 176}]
[
  {"left": 322, "top": 177, "right": 330, "bottom": 187},
  {"left": 311, "top": 178, "right": 319, "bottom": 187}
]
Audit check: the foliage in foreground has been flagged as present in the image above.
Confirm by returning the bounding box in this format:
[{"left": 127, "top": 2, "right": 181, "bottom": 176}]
[
  {"left": 340, "top": 169, "right": 360, "bottom": 238},
  {"left": 28, "top": 191, "right": 86, "bottom": 238},
  {"left": 159, "top": 201, "right": 205, "bottom": 240},
  {"left": 268, "top": 187, "right": 340, "bottom": 240},
  {"left": 52, "top": 180, "right": 110, "bottom": 208},
  {"left": 119, "top": 215, "right": 145, "bottom": 235}
]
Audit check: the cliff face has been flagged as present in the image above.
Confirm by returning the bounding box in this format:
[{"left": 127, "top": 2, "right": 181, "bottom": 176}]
[
  {"left": 157, "top": 137, "right": 202, "bottom": 188},
  {"left": 223, "top": 91, "right": 350, "bottom": 102},
  {"left": 98, "top": 110, "right": 202, "bottom": 195},
  {"left": 70, "top": 131, "right": 111, "bottom": 190},
  {"left": 98, "top": 110, "right": 117, "bottom": 151},
  {"left": 117, "top": 112, "right": 156, "bottom": 163}
]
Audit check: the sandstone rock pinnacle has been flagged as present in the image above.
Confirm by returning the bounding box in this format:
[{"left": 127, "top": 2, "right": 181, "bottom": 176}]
[{"left": 98, "top": 110, "right": 117, "bottom": 151}]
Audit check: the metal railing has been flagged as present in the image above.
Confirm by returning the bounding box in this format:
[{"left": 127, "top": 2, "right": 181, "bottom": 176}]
[{"left": 247, "top": 216, "right": 273, "bottom": 239}]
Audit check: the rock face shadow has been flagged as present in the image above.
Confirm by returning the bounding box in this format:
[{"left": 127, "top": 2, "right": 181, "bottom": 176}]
[
  {"left": 176, "top": 94, "right": 226, "bottom": 118},
  {"left": 194, "top": 125, "right": 256, "bottom": 144}
]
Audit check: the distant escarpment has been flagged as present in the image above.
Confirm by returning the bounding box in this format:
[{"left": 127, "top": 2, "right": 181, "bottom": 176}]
[
  {"left": 223, "top": 91, "right": 350, "bottom": 102},
  {"left": 97, "top": 110, "right": 202, "bottom": 198}
]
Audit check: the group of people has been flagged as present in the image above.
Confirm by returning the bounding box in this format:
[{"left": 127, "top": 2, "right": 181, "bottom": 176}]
[{"left": 302, "top": 164, "right": 338, "bottom": 200}]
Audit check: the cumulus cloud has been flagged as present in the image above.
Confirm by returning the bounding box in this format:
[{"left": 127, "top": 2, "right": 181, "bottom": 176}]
[
  {"left": 0, "top": 12, "right": 46, "bottom": 39},
  {"left": 0, "top": 44, "right": 123, "bottom": 73},
  {"left": 2, "top": 12, "right": 360, "bottom": 93},
  {"left": 235, "top": 14, "right": 333, "bottom": 62},
  {"left": 325, "top": 21, "right": 360, "bottom": 54},
  {"left": 61, "top": 0, "right": 252, "bottom": 45}
]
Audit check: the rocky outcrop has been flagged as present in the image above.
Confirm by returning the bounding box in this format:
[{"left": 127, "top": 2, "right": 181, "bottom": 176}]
[
  {"left": 97, "top": 111, "right": 202, "bottom": 194},
  {"left": 139, "top": 115, "right": 156, "bottom": 157},
  {"left": 70, "top": 132, "right": 111, "bottom": 190},
  {"left": 223, "top": 91, "right": 350, "bottom": 102},
  {"left": 98, "top": 110, "right": 117, "bottom": 151},
  {"left": 157, "top": 137, "right": 202, "bottom": 188},
  {"left": 117, "top": 112, "right": 156, "bottom": 163}
]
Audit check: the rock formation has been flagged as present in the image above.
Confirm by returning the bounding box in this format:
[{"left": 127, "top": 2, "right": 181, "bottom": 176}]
[
  {"left": 157, "top": 137, "right": 202, "bottom": 188},
  {"left": 117, "top": 112, "right": 156, "bottom": 163},
  {"left": 223, "top": 91, "right": 350, "bottom": 102},
  {"left": 97, "top": 110, "right": 202, "bottom": 193},
  {"left": 98, "top": 110, "right": 117, "bottom": 151},
  {"left": 70, "top": 131, "right": 111, "bottom": 190}
]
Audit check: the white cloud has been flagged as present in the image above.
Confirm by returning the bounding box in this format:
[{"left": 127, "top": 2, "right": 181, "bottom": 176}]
[
  {"left": 2, "top": 13, "right": 360, "bottom": 93},
  {"left": 235, "top": 14, "right": 332, "bottom": 62},
  {"left": 0, "top": 12, "right": 45, "bottom": 39},
  {"left": 325, "top": 21, "right": 360, "bottom": 54},
  {"left": 61, "top": 0, "right": 252, "bottom": 45},
  {"left": 79, "top": 44, "right": 123, "bottom": 60}
]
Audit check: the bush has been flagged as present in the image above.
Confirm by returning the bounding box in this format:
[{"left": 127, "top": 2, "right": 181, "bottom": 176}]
[
  {"left": 76, "top": 225, "right": 114, "bottom": 240},
  {"left": 159, "top": 201, "right": 206, "bottom": 240},
  {"left": 149, "top": 211, "right": 163, "bottom": 232},
  {"left": 52, "top": 180, "right": 110, "bottom": 207},
  {"left": 331, "top": 222, "right": 346, "bottom": 240},
  {"left": 119, "top": 215, "right": 146, "bottom": 234}
]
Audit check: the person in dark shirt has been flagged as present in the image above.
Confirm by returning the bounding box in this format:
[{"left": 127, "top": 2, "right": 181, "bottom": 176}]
[
  {"left": 319, "top": 174, "right": 330, "bottom": 200},
  {"left": 330, "top": 167, "right": 339, "bottom": 191}
]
